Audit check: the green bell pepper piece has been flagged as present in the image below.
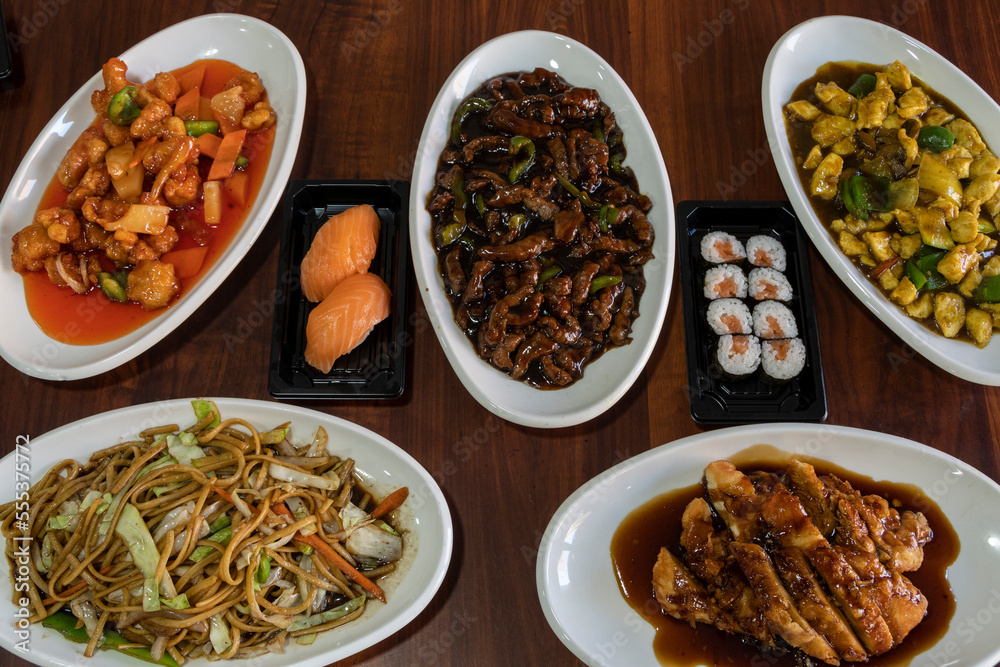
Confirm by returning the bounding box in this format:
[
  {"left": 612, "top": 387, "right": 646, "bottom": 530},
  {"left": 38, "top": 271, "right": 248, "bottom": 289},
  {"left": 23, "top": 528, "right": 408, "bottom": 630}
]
[
  {"left": 451, "top": 97, "right": 492, "bottom": 144},
  {"left": 916, "top": 125, "right": 955, "bottom": 153},
  {"left": 107, "top": 86, "right": 141, "bottom": 126}
]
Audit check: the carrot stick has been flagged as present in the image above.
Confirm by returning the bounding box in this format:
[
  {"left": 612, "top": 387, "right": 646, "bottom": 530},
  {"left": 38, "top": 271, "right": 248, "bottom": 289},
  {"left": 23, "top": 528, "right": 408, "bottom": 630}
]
[
  {"left": 129, "top": 136, "right": 158, "bottom": 169},
  {"left": 206, "top": 129, "right": 246, "bottom": 181},
  {"left": 174, "top": 87, "right": 200, "bottom": 121},
  {"left": 41, "top": 566, "right": 113, "bottom": 605},
  {"left": 196, "top": 132, "right": 222, "bottom": 160},
  {"left": 271, "top": 502, "right": 386, "bottom": 603},
  {"left": 370, "top": 487, "right": 409, "bottom": 520},
  {"left": 175, "top": 65, "right": 205, "bottom": 95},
  {"left": 211, "top": 485, "right": 239, "bottom": 507}
]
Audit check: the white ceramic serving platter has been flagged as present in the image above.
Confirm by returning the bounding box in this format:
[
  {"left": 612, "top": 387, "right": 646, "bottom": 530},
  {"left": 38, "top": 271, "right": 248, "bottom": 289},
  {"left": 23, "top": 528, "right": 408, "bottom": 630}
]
[
  {"left": 0, "top": 398, "right": 452, "bottom": 667},
  {"left": 409, "top": 30, "right": 674, "bottom": 428},
  {"left": 763, "top": 15, "right": 1000, "bottom": 385},
  {"left": 537, "top": 423, "right": 1000, "bottom": 666},
  {"left": 0, "top": 14, "right": 306, "bottom": 381}
]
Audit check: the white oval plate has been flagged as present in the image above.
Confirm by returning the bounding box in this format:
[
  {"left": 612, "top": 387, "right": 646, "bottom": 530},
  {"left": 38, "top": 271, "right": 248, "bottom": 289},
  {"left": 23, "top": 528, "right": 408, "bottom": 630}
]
[
  {"left": 0, "top": 398, "right": 452, "bottom": 667},
  {"left": 536, "top": 423, "right": 1000, "bottom": 666},
  {"left": 0, "top": 14, "right": 306, "bottom": 381},
  {"left": 763, "top": 15, "right": 1000, "bottom": 385},
  {"left": 409, "top": 30, "right": 674, "bottom": 428}
]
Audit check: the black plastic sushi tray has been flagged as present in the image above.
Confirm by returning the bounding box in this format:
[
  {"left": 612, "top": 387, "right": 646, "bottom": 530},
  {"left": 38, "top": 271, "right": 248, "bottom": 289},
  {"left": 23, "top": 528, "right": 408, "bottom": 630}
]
[{"left": 676, "top": 200, "right": 827, "bottom": 423}]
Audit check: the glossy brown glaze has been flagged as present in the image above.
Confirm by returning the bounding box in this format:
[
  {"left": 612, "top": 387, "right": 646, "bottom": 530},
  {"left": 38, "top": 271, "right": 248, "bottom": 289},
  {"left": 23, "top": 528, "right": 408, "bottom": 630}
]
[
  {"left": 1, "top": 3, "right": 1000, "bottom": 667},
  {"left": 611, "top": 447, "right": 959, "bottom": 666}
]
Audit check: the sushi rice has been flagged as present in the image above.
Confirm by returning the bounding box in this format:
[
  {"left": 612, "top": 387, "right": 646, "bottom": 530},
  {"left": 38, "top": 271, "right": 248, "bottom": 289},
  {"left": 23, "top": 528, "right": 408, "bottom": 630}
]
[
  {"left": 700, "top": 231, "right": 746, "bottom": 264},
  {"left": 761, "top": 337, "right": 806, "bottom": 381},
  {"left": 752, "top": 300, "right": 798, "bottom": 339},
  {"left": 704, "top": 265, "right": 748, "bottom": 299},
  {"left": 748, "top": 267, "right": 793, "bottom": 301},
  {"left": 716, "top": 334, "right": 761, "bottom": 377},
  {"left": 746, "top": 234, "right": 787, "bottom": 272},
  {"left": 707, "top": 298, "right": 752, "bottom": 335}
]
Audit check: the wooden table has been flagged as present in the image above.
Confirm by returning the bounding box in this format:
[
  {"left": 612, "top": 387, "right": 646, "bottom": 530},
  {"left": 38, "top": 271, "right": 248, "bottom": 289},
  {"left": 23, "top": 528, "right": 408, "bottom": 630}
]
[{"left": 1, "top": 1, "right": 998, "bottom": 665}]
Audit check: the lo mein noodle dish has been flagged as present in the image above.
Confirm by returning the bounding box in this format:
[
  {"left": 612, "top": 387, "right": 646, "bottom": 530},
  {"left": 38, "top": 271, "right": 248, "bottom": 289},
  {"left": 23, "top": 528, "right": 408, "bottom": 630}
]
[{"left": 0, "top": 401, "right": 408, "bottom": 664}]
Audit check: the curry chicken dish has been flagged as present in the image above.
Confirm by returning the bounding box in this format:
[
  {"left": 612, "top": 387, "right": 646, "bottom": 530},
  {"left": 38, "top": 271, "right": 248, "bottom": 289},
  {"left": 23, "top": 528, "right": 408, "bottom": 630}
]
[
  {"left": 653, "top": 460, "right": 933, "bottom": 665},
  {"left": 426, "top": 68, "right": 654, "bottom": 388},
  {"left": 10, "top": 57, "right": 276, "bottom": 313},
  {"left": 785, "top": 60, "right": 1000, "bottom": 347}
]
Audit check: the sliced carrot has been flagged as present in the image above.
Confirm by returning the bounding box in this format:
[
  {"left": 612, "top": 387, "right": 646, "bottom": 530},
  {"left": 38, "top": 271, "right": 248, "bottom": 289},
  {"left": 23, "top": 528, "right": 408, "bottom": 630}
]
[
  {"left": 871, "top": 255, "right": 900, "bottom": 279},
  {"left": 207, "top": 129, "right": 246, "bottom": 181},
  {"left": 176, "top": 65, "right": 205, "bottom": 95},
  {"left": 174, "top": 87, "right": 201, "bottom": 121},
  {"left": 370, "top": 487, "right": 409, "bottom": 520},
  {"left": 271, "top": 502, "right": 386, "bottom": 603},
  {"left": 161, "top": 246, "right": 208, "bottom": 279},
  {"left": 129, "top": 136, "right": 158, "bottom": 169},
  {"left": 196, "top": 132, "right": 222, "bottom": 160},
  {"left": 224, "top": 170, "right": 249, "bottom": 207},
  {"left": 198, "top": 96, "right": 215, "bottom": 122},
  {"left": 211, "top": 485, "right": 238, "bottom": 506},
  {"left": 41, "top": 566, "right": 113, "bottom": 605}
]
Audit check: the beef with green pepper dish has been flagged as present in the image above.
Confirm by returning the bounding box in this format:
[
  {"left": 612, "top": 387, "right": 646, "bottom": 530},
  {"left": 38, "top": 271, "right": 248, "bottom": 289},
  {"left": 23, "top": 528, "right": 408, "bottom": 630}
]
[{"left": 426, "top": 68, "right": 654, "bottom": 388}]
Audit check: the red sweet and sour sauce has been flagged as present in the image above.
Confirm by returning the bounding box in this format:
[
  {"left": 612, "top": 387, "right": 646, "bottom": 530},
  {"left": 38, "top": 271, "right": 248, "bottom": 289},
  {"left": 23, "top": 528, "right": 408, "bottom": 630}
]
[{"left": 21, "top": 58, "right": 274, "bottom": 346}]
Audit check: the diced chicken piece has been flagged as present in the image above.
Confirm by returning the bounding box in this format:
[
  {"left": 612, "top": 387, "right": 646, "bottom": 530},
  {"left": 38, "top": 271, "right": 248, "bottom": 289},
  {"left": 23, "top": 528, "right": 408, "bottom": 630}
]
[
  {"left": 811, "top": 153, "right": 843, "bottom": 200},
  {"left": 970, "top": 150, "right": 1000, "bottom": 179},
  {"left": 879, "top": 268, "right": 901, "bottom": 291},
  {"left": 939, "top": 145, "right": 973, "bottom": 180},
  {"left": 831, "top": 137, "right": 857, "bottom": 156},
  {"left": 814, "top": 81, "right": 855, "bottom": 116},
  {"left": 864, "top": 231, "right": 896, "bottom": 263},
  {"left": 652, "top": 547, "right": 739, "bottom": 633},
  {"left": 948, "top": 118, "right": 987, "bottom": 156},
  {"left": 883, "top": 113, "right": 904, "bottom": 130},
  {"left": 984, "top": 256, "right": 1000, "bottom": 278},
  {"left": 896, "top": 87, "right": 930, "bottom": 119},
  {"left": 936, "top": 243, "right": 980, "bottom": 284},
  {"left": 885, "top": 60, "right": 912, "bottom": 90},
  {"left": 949, "top": 210, "right": 980, "bottom": 244},
  {"left": 933, "top": 292, "right": 965, "bottom": 338},
  {"left": 729, "top": 542, "right": 838, "bottom": 665},
  {"left": 959, "top": 268, "right": 982, "bottom": 298},
  {"left": 896, "top": 129, "right": 918, "bottom": 170},
  {"left": 126, "top": 259, "right": 181, "bottom": 310},
  {"left": 811, "top": 115, "right": 856, "bottom": 148},
  {"left": 803, "top": 144, "right": 823, "bottom": 170},
  {"left": 786, "top": 100, "right": 822, "bottom": 122},
  {"left": 967, "top": 307, "right": 993, "bottom": 348},
  {"left": 965, "top": 174, "right": 1000, "bottom": 204},
  {"left": 890, "top": 277, "right": 918, "bottom": 306},
  {"left": 905, "top": 293, "right": 934, "bottom": 319},
  {"left": 922, "top": 106, "right": 955, "bottom": 127},
  {"left": 857, "top": 81, "right": 895, "bottom": 129},
  {"left": 838, "top": 230, "right": 868, "bottom": 257}
]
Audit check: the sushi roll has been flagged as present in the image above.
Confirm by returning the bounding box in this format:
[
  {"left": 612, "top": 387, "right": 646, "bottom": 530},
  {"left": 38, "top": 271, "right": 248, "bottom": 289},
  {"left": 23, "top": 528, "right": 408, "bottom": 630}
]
[
  {"left": 761, "top": 337, "right": 806, "bottom": 381},
  {"left": 700, "top": 231, "right": 746, "bottom": 264},
  {"left": 746, "top": 235, "right": 787, "bottom": 272},
  {"left": 715, "top": 334, "right": 761, "bottom": 377},
  {"left": 748, "top": 267, "right": 793, "bottom": 301},
  {"left": 703, "top": 265, "right": 748, "bottom": 300},
  {"left": 752, "top": 301, "right": 799, "bottom": 339},
  {"left": 707, "top": 298, "right": 752, "bottom": 335}
]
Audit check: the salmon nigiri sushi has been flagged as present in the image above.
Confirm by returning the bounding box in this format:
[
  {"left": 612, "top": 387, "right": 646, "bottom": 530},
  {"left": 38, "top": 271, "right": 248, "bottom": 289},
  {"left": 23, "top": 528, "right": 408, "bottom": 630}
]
[
  {"left": 304, "top": 272, "right": 391, "bottom": 373},
  {"left": 300, "top": 204, "right": 381, "bottom": 302}
]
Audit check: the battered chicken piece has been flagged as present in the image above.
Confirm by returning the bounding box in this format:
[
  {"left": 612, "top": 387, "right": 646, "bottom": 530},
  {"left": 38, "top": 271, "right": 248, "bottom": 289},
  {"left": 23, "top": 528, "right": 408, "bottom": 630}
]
[
  {"left": 126, "top": 259, "right": 181, "bottom": 310},
  {"left": 11, "top": 224, "right": 61, "bottom": 273}
]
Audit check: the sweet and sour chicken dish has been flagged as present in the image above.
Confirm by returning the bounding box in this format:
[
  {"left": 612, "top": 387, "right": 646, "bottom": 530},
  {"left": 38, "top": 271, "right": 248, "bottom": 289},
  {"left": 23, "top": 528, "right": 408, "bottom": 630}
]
[
  {"left": 10, "top": 58, "right": 276, "bottom": 312},
  {"left": 426, "top": 68, "right": 654, "bottom": 388},
  {"left": 786, "top": 60, "right": 1000, "bottom": 347}
]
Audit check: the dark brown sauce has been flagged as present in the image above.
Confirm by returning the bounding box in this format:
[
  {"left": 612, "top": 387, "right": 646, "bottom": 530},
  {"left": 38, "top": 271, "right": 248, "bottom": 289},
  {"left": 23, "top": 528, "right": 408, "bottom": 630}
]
[
  {"left": 610, "top": 445, "right": 959, "bottom": 666},
  {"left": 784, "top": 60, "right": 994, "bottom": 345}
]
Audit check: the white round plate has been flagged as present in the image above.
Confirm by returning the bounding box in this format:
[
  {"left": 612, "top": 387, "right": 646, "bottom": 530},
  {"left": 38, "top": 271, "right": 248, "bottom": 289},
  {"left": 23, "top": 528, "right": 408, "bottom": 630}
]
[
  {"left": 0, "top": 14, "right": 306, "bottom": 381},
  {"left": 409, "top": 30, "right": 674, "bottom": 428},
  {"left": 763, "top": 15, "right": 1000, "bottom": 385},
  {"left": 0, "top": 398, "right": 453, "bottom": 667},
  {"left": 536, "top": 423, "right": 1000, "bottom": 666}
]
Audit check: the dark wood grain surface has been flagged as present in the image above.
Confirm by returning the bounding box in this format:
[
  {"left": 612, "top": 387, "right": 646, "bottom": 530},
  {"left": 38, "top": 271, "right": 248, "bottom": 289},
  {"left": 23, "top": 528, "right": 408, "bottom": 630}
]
[{"left": 1, "top": 1, "right": 999, "bottom": 665}]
